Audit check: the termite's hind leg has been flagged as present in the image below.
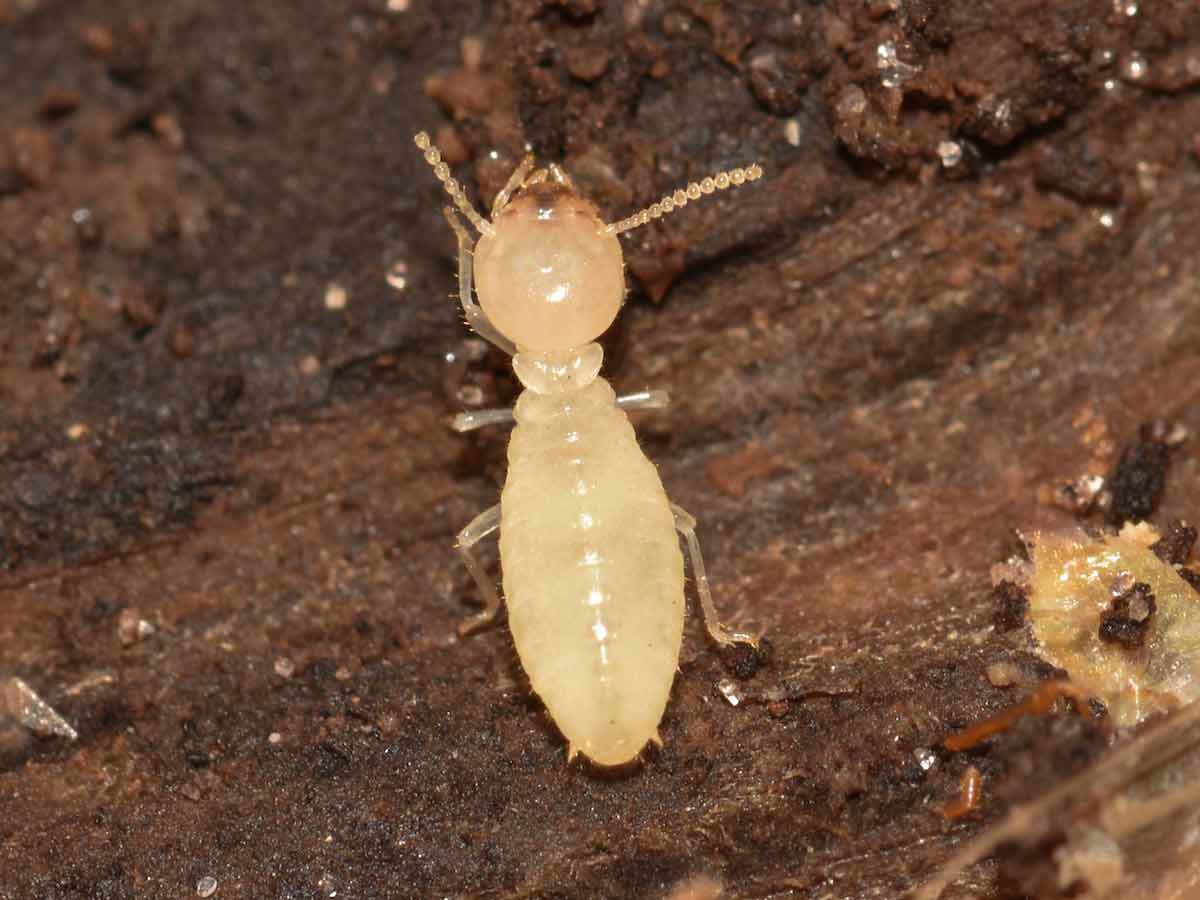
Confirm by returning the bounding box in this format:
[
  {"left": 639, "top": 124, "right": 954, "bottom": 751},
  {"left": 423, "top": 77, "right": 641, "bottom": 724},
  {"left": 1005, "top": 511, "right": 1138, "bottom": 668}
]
[
  {"left": 443, "top": 207, "right": 517, "bottom": 357},
  {"left": 616, "top": 389, "right": 670, "bottom": 412},
  {"left": 456, "top": 504, "right": 503, "bottom": 636},
  {"left": 452, "top": 407, "right": 515, "bottom": 433},
  {"left": 671, "top": 503, "right": 758, "bottom": 649}
]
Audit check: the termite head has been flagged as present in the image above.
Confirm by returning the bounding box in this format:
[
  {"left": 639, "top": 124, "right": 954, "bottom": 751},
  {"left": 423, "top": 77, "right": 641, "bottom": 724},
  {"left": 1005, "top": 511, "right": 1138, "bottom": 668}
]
[
  {"left": 414, "top": 131, "right": 762, "bottom": 355},
  {"left": 474, "top": 183, "right": 625, "bottom": 353}
]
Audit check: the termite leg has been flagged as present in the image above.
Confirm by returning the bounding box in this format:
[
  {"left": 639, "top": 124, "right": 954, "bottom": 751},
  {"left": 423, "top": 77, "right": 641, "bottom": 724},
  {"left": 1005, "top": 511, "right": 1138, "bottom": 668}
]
[
  {"left": 453, "top": 389, "right": 672, "bottom": 433},
  {"left": 670, "top": 503, "right": 758, "bottom": 649},
  {"left": 546, "top": 162, "right": 575, "bottom": 189},
  {"left": 492, "top": 153, "right": 536, "bottom": 216},
  {"left": 442, "top": 207, "right": 517, "bottom": 357},
  {"left": 452, "top": 408, "right": 515, "bottom": 433},
  {"left": 616, "top": 389, "right": 670, "bottom": 412},
  {"left": 456, "top": 504, "right": 503, "bottom": 636}
]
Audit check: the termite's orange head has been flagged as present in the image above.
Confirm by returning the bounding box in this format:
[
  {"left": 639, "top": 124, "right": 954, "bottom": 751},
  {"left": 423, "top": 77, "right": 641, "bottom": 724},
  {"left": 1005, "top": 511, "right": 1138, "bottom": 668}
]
[{"left": 474, "top": 183, "right": 624, "bottom": 353}]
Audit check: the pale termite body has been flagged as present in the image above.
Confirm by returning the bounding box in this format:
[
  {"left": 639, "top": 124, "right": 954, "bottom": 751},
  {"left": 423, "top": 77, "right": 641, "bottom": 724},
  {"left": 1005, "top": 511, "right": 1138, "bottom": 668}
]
[{"left": 414, "top": 132, "right": 762, "bottom": 766}]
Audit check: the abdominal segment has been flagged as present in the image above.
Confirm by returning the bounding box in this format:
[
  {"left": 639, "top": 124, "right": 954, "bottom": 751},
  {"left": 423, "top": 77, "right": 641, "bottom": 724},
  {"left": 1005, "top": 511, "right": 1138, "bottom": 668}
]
[
  {"left": 503, "top": 511, "right": 685, "bottom": 766},
  {"left": 500, "top": 401, "right": 685, "bottom": 765}
]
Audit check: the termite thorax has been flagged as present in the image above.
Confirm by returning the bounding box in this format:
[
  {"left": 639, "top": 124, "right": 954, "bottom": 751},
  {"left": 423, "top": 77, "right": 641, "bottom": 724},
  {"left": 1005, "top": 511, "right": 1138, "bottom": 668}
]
[{"left": 512, "top": 344, "right": 603, "bottom": 395}]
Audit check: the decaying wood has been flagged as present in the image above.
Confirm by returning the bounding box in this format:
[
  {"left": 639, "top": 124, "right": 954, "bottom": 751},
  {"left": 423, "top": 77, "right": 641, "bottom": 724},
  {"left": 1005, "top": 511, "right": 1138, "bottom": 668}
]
[{"left": 2, "top": 1, "right": 1199, "bottom": 897}]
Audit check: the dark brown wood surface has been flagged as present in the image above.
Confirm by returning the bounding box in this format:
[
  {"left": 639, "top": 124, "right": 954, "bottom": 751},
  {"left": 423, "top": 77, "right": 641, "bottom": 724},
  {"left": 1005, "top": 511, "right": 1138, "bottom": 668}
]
[{"left": 2, "top": 1, "right": 1199, "bottom": 897}]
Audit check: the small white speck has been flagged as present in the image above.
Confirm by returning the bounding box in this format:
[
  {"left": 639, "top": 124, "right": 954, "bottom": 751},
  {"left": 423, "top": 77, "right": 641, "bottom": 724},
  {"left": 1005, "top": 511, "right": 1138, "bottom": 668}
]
[
  {"left": 914, "top": 747, "right": 938, "bottom": 771},
  {"left": 299, "top": 355, "right": 321, "bottom": 376},
  {"left": 1097, "top": 210, "right": 1116, "bottom": 229},
  {"left": 268, "top": 732, "right": 282, "bottom": 744},
  {"left": 4, "top": 677, "right": 78, "bottom": 740},
  {"left": 877, "top": 41, "right": 920, "bottom": 89},
  {"left": 937, "top": 140, "right": 963, "bottom": 168},
  {"left": 838, "top": 84, "right": 867, "bottom": 117},
  {"left": 1136, "top": 160, "right": 1159, "bottom": 194},
  {"left": 387, "top": 0, "right": 410, "bottom": 10},
  {"left": 783, "top": 119, "right": 801, "bottom": 147},
  {"left": 274, "top": 657, "right": 295, "bottom": 678},
  {"left": 386, "top": 260, "right": 408, "bottom": 291},
  {"left": 196, "top": 876, "right": 218, "bottom": 898},
  {"left": 1122, "top": 52, "right": 1147, "bottom": 82},
  {"left": 1113, "top": 0, "right": 1138, "bottom": 16},
  {"left": 592, "top": 622, "right": 608, "bottom": 641},
  {"left": 717, "top": 678, "right": 743, "bottom": 706},
  {"left": 66, "top": 423, "right": 88, "bottom": 440},
  {"left": 317, "top": 871, "right": 338, "bottom": 897},
  {"left": 985, "top": 662, "right": 1019, "bottom": 687},
  {"left": 324, "top": 282, "right": 348, "bottom": 310},
  {"left": 456, "top": 384, "right": 483, "bottom": 405}
]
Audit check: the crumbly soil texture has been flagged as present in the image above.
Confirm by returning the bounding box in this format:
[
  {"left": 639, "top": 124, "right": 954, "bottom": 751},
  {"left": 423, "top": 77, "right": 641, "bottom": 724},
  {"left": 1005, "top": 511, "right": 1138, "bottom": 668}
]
[{"left": 2, "top": 1, "right": 1199, "bottom": 898}]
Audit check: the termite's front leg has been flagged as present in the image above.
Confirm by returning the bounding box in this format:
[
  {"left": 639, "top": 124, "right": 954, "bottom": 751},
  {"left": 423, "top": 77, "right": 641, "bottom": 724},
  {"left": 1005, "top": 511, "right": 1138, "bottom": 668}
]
[
  {"left": 455, "top": 504, "right": 503, "bottom": 636},
  {"left": 670, "top": 503, "right": 759, "bottom": 650},
  {"left": 442, "top": 207, "right": 517, "bottom": 357}
]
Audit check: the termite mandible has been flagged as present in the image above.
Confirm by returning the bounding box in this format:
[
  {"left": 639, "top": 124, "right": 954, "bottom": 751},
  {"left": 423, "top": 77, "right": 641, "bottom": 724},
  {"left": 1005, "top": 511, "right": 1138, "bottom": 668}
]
[{"left": 414, "top": 131, "right": 763, "bottom": 767}]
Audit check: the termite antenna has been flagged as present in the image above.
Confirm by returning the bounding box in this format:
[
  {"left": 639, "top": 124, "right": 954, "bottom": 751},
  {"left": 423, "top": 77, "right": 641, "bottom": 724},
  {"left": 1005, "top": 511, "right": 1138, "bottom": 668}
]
[
  {"left": 414, "top": 132, "right": 494, "bottom": 237},
  {"left": 604, "top": 162, "right": 764, "bottom": 236},
  {"left": 491, "top": 152, "right": 536, "bottom": 216}
]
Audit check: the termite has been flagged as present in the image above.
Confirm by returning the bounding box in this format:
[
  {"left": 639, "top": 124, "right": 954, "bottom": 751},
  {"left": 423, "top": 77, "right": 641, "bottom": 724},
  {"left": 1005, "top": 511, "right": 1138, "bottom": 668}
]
[
  {"left": 414, "top": 131, "right": 763, "bottom": 767},
  {"left": 940, "top": 765, "right": 983, "bottom": 821}
]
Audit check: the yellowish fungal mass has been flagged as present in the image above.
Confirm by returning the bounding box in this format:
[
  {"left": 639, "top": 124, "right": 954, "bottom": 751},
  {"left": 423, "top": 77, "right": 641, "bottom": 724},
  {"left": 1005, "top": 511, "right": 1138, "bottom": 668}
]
[{"left": 1025, "top": 524, "right": 1200, "bottom": 726}]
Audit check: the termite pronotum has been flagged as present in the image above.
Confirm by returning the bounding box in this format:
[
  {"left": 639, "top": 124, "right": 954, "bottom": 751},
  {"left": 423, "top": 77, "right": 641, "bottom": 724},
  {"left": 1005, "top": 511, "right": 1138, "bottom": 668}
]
[{"left": 414, "top": 131, "right": 763, "bottom": 766}]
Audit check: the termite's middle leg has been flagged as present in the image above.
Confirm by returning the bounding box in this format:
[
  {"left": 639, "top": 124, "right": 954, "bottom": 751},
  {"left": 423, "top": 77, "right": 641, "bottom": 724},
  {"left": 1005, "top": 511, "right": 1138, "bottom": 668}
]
[
  {"left": 452, "top": 390, "right": 670, "bottom": 434},
  {"left": 456, "top": 503, "right": 503, "bottom": 636},
  {"left": 671, "top": 502, "right": 758, "bottom": 649},
  {"left": 616, "top": 389, "right": 670, "bottom": 412},
  {"left": 452, "top": 408, "right": 515, "bottom": 433}
]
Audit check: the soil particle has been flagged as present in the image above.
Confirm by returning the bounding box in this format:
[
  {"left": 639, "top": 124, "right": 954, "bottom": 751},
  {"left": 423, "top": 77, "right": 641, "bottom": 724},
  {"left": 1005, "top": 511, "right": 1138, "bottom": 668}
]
[
  {"left": 1106, "top": 423, "right": 1172, "bottom": 526},
  {"left": 720, "top": 636, "right": 772, "bottom": 681},
  {"left": 993, "top": 580, "right": 1030, "bottom": 633},
  {"left": 9, "top": 125, "right": 56, "bottom": 187},
  {"left": 1097, "top": 581, "right": 1157, "bottom": 649},
  {"left": 1034, "top": 138, "right": 1123, "bottom": 206},
  {"left": 206, "top": 373, "right": 246, "bottom": 421},
  {"left": 1150, "top": 519, "right": 1197, "bottom": 566},
  {"left": 705, "top": 441, "right": 787, "bottom": 499}
]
